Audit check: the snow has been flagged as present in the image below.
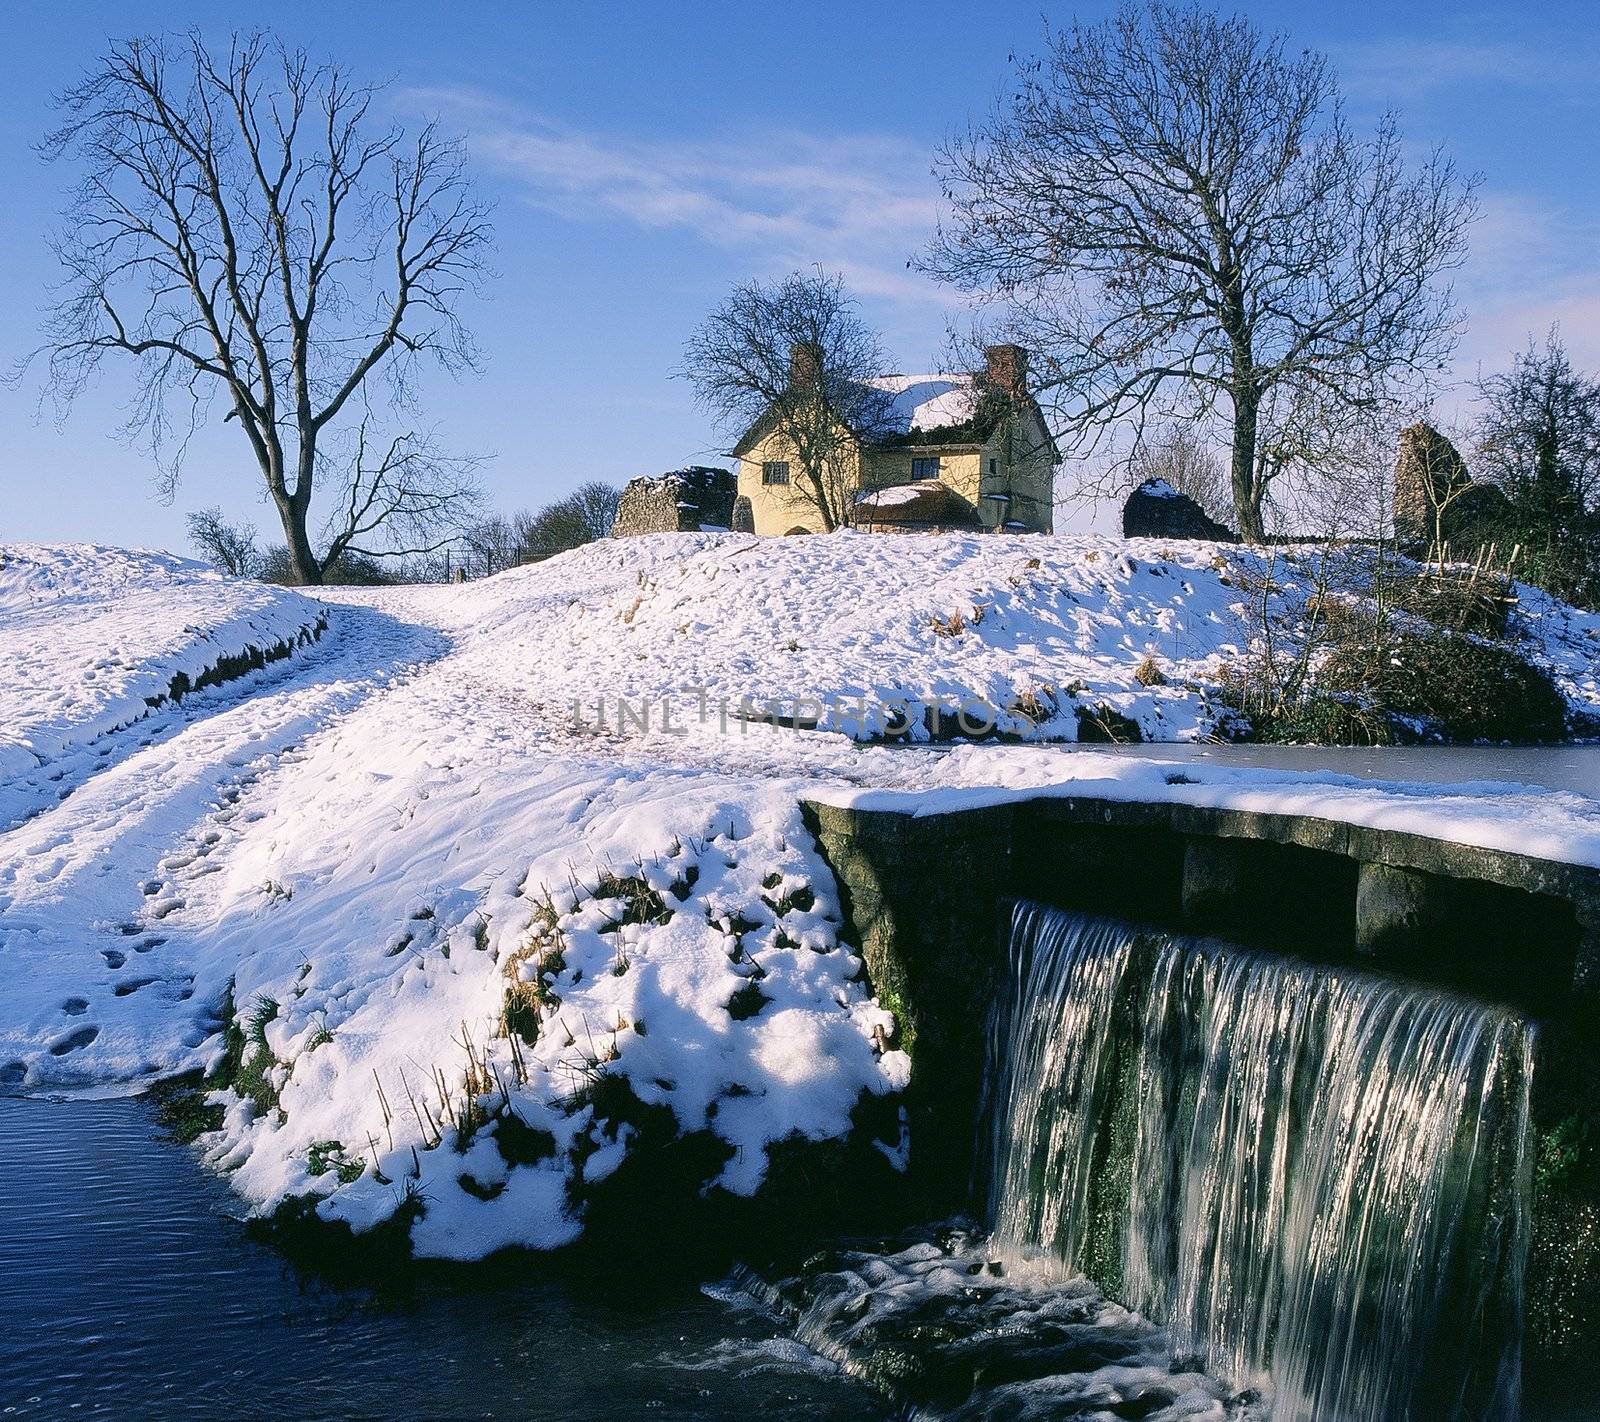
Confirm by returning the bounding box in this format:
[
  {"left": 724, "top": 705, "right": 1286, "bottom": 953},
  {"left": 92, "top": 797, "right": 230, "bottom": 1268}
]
[
  {"left": 404, "top": 529, "right": 1251, "bottom": 745},
  {"left": 866, "top": 373, "right": 979, "bottom": 433},
  {"left": 816, "top": 744, "right": 1600, "bottom": 870},
  {"left": 360, "top": 530, "right": 1597, "bottom": 747},
  {"left": 0, "top": 545, "right": 324, "bottom": 830},
  {"left": 854, "top": 483, "right": 927, "bottom": 508},
  {"left": 193, "top": 750, "right": 899, "bottom": 1253},
  {"left": 1135, "top": 478, "right": 1184, "bottom": 500},
  {"left": 1, "top": 532, "right": 1596, "bottom": 1259}
]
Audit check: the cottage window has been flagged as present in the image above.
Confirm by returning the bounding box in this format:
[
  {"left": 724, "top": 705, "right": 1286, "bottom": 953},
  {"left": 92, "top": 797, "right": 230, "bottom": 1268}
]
[
  {"left": 911, "top": 456, "right": 941, "bottom": 480},
  {"left": 762, "top": 461, "right": 790, "bottom": 486},
  {"left": 989, "top": 457, "right": 998, "bottom": 475}
]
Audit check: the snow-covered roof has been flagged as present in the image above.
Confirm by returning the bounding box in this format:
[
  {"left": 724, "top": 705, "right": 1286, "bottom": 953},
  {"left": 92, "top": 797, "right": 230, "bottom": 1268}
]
[
  {"left": 850, "top": 479, "right": 984, "bottom": 528},
  {"left": 732, "top": 370, "right": 1016, "bottom": 457},
  {"left": 866, "top": 374, "right": 979, "bottom": 435},
  {"left": 854, "top": 483, "right": 928, "bottom": 509},
  {"left": 1136, "top": 478, "right": 1184, "bottom": 501}
]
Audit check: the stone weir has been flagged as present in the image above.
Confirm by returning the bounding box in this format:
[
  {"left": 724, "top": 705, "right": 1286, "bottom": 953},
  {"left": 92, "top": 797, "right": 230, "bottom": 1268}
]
[
  {"left": 803, "top": 789, "right": 1600, "bottom": 1376},
  {"left": 802, "top": 791, "right": 1600, "bottom": 1190}
]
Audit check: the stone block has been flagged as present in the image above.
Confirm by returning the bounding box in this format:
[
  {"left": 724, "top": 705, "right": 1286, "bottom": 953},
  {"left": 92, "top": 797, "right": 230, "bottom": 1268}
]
[{"left": 1355, "top": 862, "right": 1445, "bottom": 960}]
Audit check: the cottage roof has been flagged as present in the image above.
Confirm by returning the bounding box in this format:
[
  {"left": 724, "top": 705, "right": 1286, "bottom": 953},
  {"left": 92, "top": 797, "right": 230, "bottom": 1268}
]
[
  {"left": 730, "top": 350, "right": 1058, "bottom": 462},
  {"left": 866, "top": 374, "right": 980, "bottom": 435},
  {"left": 732, "top": 373, "right": 1014, "bottom": 457}
]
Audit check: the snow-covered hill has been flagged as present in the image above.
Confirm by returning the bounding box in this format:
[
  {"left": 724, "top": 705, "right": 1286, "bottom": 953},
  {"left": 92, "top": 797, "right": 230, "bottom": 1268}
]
[
  {"left": 333, "top": 530, "right": 1600, "bottom": 744},
  {"left": 0, "top": 545, "right": 324, "bottom": 828},
  {"left": 1, "top": 534, "right": 1597, "bottom": 1262}
]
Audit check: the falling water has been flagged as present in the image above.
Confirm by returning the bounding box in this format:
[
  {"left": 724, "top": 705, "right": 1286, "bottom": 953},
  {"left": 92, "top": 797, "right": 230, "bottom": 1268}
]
[{"left": 987, "top": 901, "right": 1534, "bottom": 1422}]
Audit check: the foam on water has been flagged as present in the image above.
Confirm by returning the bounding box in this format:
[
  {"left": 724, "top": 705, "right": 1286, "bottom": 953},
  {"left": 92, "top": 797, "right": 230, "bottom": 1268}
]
[{"left": 738, "top": 1226, "right": 1255, "bottom": 1419}]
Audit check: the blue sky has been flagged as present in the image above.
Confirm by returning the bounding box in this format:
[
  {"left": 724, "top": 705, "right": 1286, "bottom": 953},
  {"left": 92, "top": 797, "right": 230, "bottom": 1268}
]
[{"left": 2, "top": 1, "right": 1598, "bottom": 553}]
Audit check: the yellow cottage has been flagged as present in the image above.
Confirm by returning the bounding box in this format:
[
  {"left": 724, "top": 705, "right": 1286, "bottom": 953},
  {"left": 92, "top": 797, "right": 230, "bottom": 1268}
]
[{"left": 730, "top": 345, "right": 1057, "bottom": 536}]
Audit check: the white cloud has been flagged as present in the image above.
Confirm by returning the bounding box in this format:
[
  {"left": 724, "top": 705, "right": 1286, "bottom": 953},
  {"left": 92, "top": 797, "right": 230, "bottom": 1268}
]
[
  {"left": 404, "top": 85, "right": 1600, "bottom": 407},
  {"left": 1458, "top": 281, "right": 1600, "bottom": 376},
  {"left": 1334, "top": 36, "right": 1599, "bottom": 102},
  {"left": 409, "top": 87, "right": 953, "bottom": 305}
]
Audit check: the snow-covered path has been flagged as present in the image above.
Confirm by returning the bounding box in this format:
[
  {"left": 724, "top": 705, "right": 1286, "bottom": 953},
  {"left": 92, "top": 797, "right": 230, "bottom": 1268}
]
[
  {"left": 0, "top": 563, "right": 915, "bottom": 1255},
  {"left": 0, "top": 604, "right": 445, "bottom": 1087}
]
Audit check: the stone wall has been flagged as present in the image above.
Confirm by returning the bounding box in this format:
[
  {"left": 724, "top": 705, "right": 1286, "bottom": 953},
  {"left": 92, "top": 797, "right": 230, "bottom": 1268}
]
[
  {"left": 1394, "top": 422, "right": 1469, "bottom": 542},
  {"left": 805, "top": 791, "right": 1600, "bottom": 1194},
  {"left": 1122, "top": 478, "right": 1235, "bottom": 540},
  {"left": 807, "top": 789, "right": 1600, "bottom": 1376},
  {"left": 610, "top": 466, "right": 736, "bottom": 537},
  {"left": 1393, "top": 422, "right": 1510, "bottom": 552},
  {"left": 801, "top": 799, "right": 1016, "bottom": 1214}
]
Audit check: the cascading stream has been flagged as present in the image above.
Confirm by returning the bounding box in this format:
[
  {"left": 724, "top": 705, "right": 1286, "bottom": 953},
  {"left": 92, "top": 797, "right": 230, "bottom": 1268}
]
[{"left": 986, "top": 901, "right": 1534, "bottom": 1422}]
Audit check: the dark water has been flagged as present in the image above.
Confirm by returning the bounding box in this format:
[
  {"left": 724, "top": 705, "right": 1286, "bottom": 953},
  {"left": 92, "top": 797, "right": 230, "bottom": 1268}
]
[{"left": 0, "top": 1096, "right": 884, "bottom": 1421}]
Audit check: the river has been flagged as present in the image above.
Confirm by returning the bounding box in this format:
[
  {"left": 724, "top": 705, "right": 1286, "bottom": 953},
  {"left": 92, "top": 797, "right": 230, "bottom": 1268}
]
[{"left": 0, "top": 1096, "right": 884, "bottom": 1420}]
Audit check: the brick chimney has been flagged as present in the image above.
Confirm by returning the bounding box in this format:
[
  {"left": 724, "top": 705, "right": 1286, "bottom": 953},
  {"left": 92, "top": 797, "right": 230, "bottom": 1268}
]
[
  {"left": 789, "top": 341, "right": 822, "bottom": 390},
  {"left": 984, "top": 344, "right": 1028, "bottom": 401}
]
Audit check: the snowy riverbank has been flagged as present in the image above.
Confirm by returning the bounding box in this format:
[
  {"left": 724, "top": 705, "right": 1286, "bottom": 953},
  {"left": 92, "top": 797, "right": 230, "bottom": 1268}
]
[{"left": 2, "top": 533, "right": 1598, "bottom": 1259}]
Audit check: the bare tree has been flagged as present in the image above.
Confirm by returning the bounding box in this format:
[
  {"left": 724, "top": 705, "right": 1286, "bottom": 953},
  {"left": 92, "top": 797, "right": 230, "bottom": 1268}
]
[
  {"left": 1475, "top": 330, "right": 1600, "bottom": 602},
  {"left": 33, "top": 31, "right": 491, "bottom": 584},
  {"left": 514, "top": 500, "right": 592, "bottom": 563},
  {"left": 566, "top": 480, "right": 623, "bottom": 541},
  {"left": 1269, "top": 408, "right": 1396, "bottom": 540},
  {"left": 683, "top": 271, "right": 894, "bottom": 531},
  {"left": 923, "top": 2, "right": 1476, "bottom": 542},
  {"left": 460, "top": 480, "right": 621, "bottom": 577},
  {"left": 318, "top": 423, "right": 481, "bottom": 570},
  {"left": 1126, "top": 424, "right": 1228, "bottom": 520},
  {"left": 461, "top": 513, "right": 518, "bottom": 578},
  {"left": 186, "top": 505, "right": 259, "bottom": 576}
]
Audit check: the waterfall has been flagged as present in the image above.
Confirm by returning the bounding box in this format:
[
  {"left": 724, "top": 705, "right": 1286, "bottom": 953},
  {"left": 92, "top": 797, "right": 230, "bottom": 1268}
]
[{"left": 986, "top": 901, "right": 1534, "bottom": 1422}]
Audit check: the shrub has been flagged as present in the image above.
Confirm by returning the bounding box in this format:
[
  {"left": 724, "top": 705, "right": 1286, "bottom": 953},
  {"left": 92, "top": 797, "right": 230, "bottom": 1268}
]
[
  {"left": 1388, "top": 571, "right": 1513, "bottom": 636},
  {"left": 1225, "top": 547, "right": 1570, "bottom": 745},
  {"left": 1075, "top": 702, "right": 1142, "bottom": 743},
  {"left": 1321, "top": 629, "right": 1568, "bottom": 743},
  {"left": 1231, "top": 688, "right": 1384, "bottom": 746}
]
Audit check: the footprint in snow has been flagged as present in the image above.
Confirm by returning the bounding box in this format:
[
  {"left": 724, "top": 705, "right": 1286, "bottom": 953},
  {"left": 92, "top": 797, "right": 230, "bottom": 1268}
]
[
  {"left": 49, "top": 1026, "right": 99, "bottom": 1056},
  {"left": 61, "top": 997, "right": 89, "bottom": 1016},
  {"left": 101, "top": 949, "right": 126, "bottom": 969}
]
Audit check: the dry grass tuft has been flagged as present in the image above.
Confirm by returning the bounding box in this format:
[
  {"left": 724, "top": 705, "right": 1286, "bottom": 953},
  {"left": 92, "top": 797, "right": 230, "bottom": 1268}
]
[{"left": 1134, "top": 653, "right": 1167, "bottom": 687}]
